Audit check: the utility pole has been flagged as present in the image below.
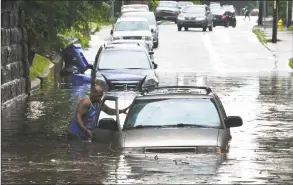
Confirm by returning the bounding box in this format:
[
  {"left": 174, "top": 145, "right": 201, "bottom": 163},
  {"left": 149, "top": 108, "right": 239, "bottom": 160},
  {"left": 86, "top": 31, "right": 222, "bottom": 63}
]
[
  {"left": 111, "top": 0, "right": 115, "bottom": 19},
  {"left": 258, "top": 1, "right": 263, "bottom": 25},
  {"left": 272, "top": 0, "right": 278, "bottom": 43},
  {"left": 287, "top": 1, "right": 292, "bottom": 27}
]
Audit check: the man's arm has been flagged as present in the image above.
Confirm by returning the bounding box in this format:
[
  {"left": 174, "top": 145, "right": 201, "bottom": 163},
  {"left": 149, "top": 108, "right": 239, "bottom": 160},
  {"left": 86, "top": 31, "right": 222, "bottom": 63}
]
[
  {"left": 101, "top": 103, "right": 131, "bottom": 115},
  {"left": 76, "top": 98, "right": 90, "bottom": 132}
]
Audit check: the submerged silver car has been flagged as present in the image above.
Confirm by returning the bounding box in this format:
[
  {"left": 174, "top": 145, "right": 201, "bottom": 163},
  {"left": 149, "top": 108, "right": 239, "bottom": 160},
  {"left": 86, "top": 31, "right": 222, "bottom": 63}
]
[
  {"left": 177, "top": 5, "right": 214, "bottom": 31},
  {"left": 93, "top": 86, "right": 243, "bottom": 154}
]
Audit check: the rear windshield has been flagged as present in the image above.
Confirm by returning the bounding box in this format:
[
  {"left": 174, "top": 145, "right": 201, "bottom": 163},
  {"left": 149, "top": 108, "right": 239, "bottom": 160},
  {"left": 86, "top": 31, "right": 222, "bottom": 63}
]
[
  {"left": 182, "top": 6, "right": 205, "bottom": 14},
  {"left": 124, "top": 99, "right": 221, "bottom": 129}
]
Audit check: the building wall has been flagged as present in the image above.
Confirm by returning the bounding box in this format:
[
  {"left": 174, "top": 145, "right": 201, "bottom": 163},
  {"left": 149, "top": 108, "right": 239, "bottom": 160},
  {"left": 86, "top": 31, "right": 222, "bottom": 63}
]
[{"left": 1, "top": 0, "right": 30, "bottom": 106}]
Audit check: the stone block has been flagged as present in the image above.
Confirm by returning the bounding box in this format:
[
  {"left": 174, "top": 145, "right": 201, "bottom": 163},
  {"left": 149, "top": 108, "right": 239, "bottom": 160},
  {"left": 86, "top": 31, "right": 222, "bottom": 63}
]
[
  {"left": 9, "top": 11, "right": 15, "bottom": 28},
  {"left": 10, "top": 28, "right": 22, "bottom": 44},
  {"left": 1, "top": 12, "right": 9, "bottom": 28},
  {"left": 1, "top": 29, "right": 10, "bottom": 46},
  {"left": 10, "top": 44, "right": 17, "bottom": 63},
  {"left": 21, "top": 27, "right": 28, "bottom": 42},
  {"left": 14, "top": 10, "right": 20, "bottom": 27},
  {"left": 16, "top": 44, "right": 22, "bottom": 61},
  {"left": 1, "top": 46, "right": 8, "bottom": 66},
  {"left": 22, "top": 60, "right": 30, "bottom": 77},
  {"left": 1, "top": 67, "right": 6, "bottom": 84},
  {"left": 22, "top": 44, "right": 28, "bottom": 61},
  {"left": 2, "top": 46, "right": 12, "bottom": 65},
  {"left": 19, "top": 10, "right": 25, "bottom": 27}
]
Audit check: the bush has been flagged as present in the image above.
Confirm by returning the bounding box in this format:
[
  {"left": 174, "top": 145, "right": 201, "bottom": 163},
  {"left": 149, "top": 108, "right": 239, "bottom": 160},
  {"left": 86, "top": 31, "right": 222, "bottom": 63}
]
[
  {"left": 288, "top": 25, "right": 293, "bottom": 31},
  {"left": 147, "top": 0, "right": 159, "bottom": 11},
  {"left": 289, "top": 58, "right": 293, "bottom": 69},
  {"left": 252, "top": 27, "right": 268, "bottom": 44}
]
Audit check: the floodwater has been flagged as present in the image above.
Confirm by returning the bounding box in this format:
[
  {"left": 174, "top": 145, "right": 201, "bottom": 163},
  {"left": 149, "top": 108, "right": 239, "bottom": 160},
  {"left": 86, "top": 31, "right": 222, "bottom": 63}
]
[{"left": 2, "top": 68, "right": 293, "bottom": 184}]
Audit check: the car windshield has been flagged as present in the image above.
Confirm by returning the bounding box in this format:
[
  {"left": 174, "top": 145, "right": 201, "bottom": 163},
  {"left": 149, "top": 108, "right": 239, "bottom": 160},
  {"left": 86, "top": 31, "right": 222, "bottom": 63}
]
[
  {"left": 98, "top": 50, "right": 150, "bottom": 69},
  {"left": 115, "top": 21, "right": 149, "bottom": 31},
  {"left": 183, "top": 6, "right": 205, "bottom": 14},
  {"left": 223, "top": 6, "right": 234, "bottom": 11},
  {"left": 122, "top": 5, "right": 147, "bottom": 10},
  {"left": 124, "top": 99, "right": 221, "bottom": 129},
  {"left": 122, "top": 13, "right": 156, "bottom": 25},
  {"left": 158, "top": 2, "right": 177, "bottom": 8},
  {"left": 178, "top": 2, "right": 193, "bottom": 7}
]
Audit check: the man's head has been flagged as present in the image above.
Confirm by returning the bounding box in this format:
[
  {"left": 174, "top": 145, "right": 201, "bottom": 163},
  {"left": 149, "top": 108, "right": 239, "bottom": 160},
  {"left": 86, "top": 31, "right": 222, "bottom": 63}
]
[{"left": 90, "top": 84, "right": 104, "bottom": 102}]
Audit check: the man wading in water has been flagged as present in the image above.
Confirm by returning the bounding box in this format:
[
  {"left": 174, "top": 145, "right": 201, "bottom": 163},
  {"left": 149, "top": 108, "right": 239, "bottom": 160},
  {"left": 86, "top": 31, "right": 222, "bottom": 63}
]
[{"left": 68, "top": 84, "right": 129, "bottom": 140}]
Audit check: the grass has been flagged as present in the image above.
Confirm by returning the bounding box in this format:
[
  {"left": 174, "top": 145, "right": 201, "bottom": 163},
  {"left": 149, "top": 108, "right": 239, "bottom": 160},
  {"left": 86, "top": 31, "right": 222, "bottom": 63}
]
[
  {"left": 288, "top": 25, "right": 293, "bottom": 31},
  {"left": 289, "top": 58, "right": 293, "bottom": 69},
  {"left": 29, "top": 54, "right": 52, "bottom": 80},
  {"left": 89, "top": 21, "right": 112, "bottom": 32},
  {"left": 252, "top": 26, "right": 268, "bottom": 44}
]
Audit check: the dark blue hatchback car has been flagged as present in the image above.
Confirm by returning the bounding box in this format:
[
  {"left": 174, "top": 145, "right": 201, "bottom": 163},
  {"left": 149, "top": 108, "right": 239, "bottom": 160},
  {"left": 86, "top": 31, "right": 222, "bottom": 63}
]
[{"left": 91, "top": 43, "right": 159, "bottom": 91}]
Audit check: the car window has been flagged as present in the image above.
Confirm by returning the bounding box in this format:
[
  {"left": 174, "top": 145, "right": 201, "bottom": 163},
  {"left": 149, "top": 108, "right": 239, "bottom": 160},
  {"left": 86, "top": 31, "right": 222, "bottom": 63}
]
[
  {"left": 158, "top": 2, "right": 178, "bottom": 8},
  {"left": 124, "top": 99, "right": 221, "bottom": 129},
  {"left": 115, "top": 21, "right": 149, "bottom": 31},
  {"left": 182, "top": 6, "right": 206, "bottom": 14},
  {"left": 178, "top": 2, "right": 193, "bottom": 6},
  {"left": 97, "top": 50, "right": 151, "bottom": 69},
  {"left": 122, "top": 13, "right": 156, "bottom": 25}
]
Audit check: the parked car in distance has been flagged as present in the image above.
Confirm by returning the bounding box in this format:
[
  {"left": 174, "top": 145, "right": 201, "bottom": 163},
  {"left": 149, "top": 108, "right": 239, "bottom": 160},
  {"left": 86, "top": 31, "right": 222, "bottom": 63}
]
[
  {"left": 222, "top": 5, "right": 235, "bottom": 14},
  {"left": 110, "top": 17, "right": 154, "bottom": 49},
  {"left": 92, "top": 86, "right": 243, "bottom": 154},
  {"left": 177, "top": 5, "right": 214, "bottom": 31},
  {"left": 121, "top": 4, "right": 149, "bottom": 12},
  {"left": 177, "top": 1, "right": 193, "bottom": 11},
  {"left": 91, "top": 43, "right": 159, "bottom": 91},
  {"left": 155, "top": 1, "right": 179, "bottom": 23},
  {"left": 121, "top": 11, "right": 161, "bottom": 48},
  {"left": 212, "top": 7, "right": 226, "bottom": 27}
]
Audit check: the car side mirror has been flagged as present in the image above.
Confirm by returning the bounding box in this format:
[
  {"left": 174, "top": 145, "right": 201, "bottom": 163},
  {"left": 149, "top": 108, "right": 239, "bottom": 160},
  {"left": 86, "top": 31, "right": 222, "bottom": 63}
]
[
  {"left": 149, "top": 51, "right": 154, "bottom": 55},
  {"left": 110, "top": 30, "right": 113, "bottom": 35},
  {"left": 151, "top": 28, "right": 154, "bottom": 33},
  {"left": 157, "top": 21, "right": 161, "bottom": 25},
  {"left": 87, "top": 64, "right": 93, "bottom": 69},
  {"left": 225, "top": 116, "right": 243, "bottom": 128},
  {"left": 152, "top": 61, "right": 158, "bottom": 69},
  {"left": 98, "top": 118, "right": 118, "bottom": 131}
]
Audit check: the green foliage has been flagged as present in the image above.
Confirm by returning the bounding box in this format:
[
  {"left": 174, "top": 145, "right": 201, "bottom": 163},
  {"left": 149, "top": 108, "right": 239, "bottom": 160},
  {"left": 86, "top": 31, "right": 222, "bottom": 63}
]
[
  {"left": 23, "top": 1, "right": 110, "bottom": 53},
  {"left": 29, "top": 54, "right": 52, "bottom": 80},
  {"left": 289, "top": 58, "right": 293, "bottom": 69},
  {"left": 288, "top": 25, "right": 293, "bottom": 31},
  {"left": 192, "top": 1, "right": 201, "bottom": 5},
  {"left": 147, "top": 0, "right": 159, "bottom": 11}
]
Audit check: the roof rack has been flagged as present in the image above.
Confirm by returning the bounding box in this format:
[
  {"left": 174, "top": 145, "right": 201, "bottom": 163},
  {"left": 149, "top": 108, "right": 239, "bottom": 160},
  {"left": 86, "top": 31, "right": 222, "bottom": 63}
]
[{"left": 141, "top": 86, "right": 212, "bottom": 95}]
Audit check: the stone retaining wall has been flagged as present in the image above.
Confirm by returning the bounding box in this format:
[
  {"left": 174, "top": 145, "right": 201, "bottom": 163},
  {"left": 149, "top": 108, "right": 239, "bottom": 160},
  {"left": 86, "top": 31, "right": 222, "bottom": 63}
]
[{"left": 1, "top": 0, "right": 30, "bottom": 106}]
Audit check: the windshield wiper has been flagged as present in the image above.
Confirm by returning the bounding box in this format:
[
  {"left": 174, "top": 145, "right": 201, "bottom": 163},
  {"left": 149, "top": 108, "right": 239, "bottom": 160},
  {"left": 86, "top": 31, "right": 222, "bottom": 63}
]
[
  {"left": 127, "top": 125, "right": 163, "bottom": 130},
  {"left": 162, "top": 123, "right": 211, "bottom": 128},
  {"left": 123, "top": 68, "right": 145, "bottom": 69}
]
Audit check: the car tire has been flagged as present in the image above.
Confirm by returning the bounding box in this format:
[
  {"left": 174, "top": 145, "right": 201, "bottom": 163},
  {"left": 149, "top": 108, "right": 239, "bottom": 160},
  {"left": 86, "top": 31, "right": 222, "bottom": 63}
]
[
  {"left": 175, "top": 20, "right": 177, "bottom": 24},
  {"left": 154, "top": 40, "right": 159, "bottom": 48},
  {"left": 177, "top": 26, "right": 182, "bottom": 31},
  {"left": 208, "top": 26, "right": 213, "bottom": 31},
  {"left": 184, "top": 27, "right": 188, "bottom": 31},
  {"left": 203, "top": 27, "right": 207, "bottom": 32}
]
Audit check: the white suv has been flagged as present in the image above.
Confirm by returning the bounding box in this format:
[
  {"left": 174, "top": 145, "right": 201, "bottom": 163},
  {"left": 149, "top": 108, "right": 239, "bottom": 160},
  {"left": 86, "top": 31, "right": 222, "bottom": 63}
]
[{"left": 110, "top": 17, "right": 154, "bottom": 49}]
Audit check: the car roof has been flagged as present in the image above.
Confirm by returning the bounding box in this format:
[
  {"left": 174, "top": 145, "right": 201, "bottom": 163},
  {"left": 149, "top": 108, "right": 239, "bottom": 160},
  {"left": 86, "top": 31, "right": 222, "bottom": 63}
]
[
  {"left": 117, "top": 17, "right": 148, "bottom": 22},
  {"left": 122, "top": 11, "right": 155, "bottom": 16},
  {"left": 159, "top": 1, "right": 178, "bottom": 4},
  {"left": 103, "top": 43, "right": 147, "bottom": 52},
  {"left": 135, "top": 86, "right": 216, "bottom": 100},
  {"left": 110, "top": 40, "right": 150, "bottom": 50}
]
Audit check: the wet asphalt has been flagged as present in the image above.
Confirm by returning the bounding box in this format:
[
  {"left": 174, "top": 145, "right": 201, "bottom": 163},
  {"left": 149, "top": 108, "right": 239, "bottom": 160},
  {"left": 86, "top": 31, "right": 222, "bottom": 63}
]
[{"left": 1, "top": 16, "right": 293, "bottom": 184}]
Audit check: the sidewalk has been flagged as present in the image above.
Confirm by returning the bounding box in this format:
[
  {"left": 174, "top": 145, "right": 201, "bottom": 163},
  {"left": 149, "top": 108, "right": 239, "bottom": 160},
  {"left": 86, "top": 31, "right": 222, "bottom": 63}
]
[{"left": 255, "top": 19, "right": 293, "bottom": 70}]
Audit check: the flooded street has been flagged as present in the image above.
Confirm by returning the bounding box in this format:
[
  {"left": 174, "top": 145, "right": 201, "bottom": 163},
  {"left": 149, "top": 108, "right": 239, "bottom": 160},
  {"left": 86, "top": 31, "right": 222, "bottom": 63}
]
[{"left": 2, "top": 16, "right": 293, "bottom": 184}]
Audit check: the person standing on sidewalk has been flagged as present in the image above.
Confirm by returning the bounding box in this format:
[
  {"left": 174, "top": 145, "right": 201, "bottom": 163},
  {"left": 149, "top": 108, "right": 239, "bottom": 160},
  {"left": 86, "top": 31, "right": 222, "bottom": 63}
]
[{"left": 244, "top": 6, "right": 251, "bottom": 21}]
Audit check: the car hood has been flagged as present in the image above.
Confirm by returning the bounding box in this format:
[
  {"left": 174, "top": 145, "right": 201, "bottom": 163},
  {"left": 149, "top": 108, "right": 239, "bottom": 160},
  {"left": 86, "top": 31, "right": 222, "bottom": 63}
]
[
  {"left": 99, "top": 69, "right": 150, "bottom": 81},
  {"left": 113, "top": 31, "right": 152, "bottom": 37},
  {"left": 124, "top": 128, "right": 219, "bottom": 148},
  {"left": 182, "top": 13, "right": 206, "bottom": 17},
  {"left": 156, "top": 7, "right": 178, "bottom": 12}
]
